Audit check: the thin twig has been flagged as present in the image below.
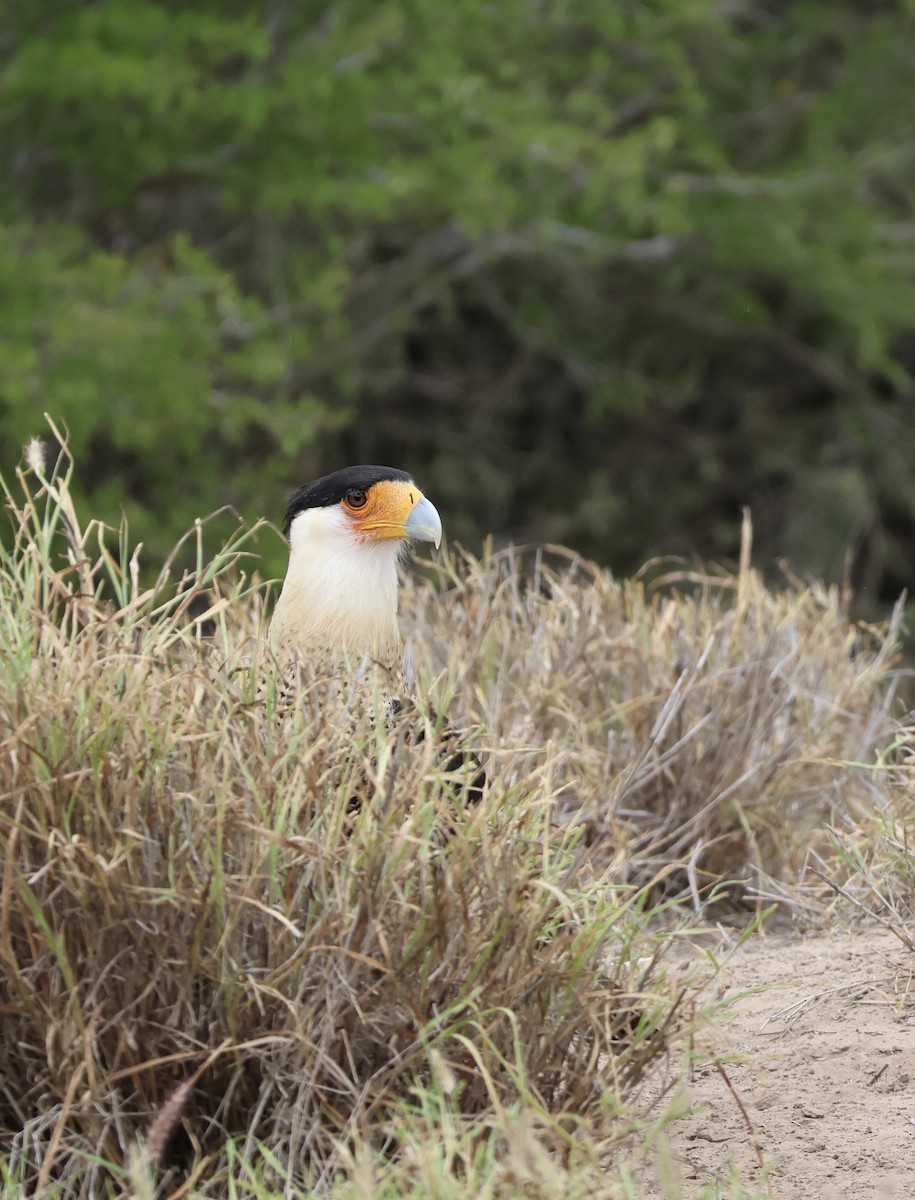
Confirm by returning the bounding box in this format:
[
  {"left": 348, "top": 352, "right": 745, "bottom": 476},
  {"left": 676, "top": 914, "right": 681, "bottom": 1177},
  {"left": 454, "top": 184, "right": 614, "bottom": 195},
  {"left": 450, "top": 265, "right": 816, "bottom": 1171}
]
[
  {"left": 808, "top": 867, "right": 915, "bottom": 953},
  {"left": 714, "top": 1060, "right": 765, "bottom": 1171}
]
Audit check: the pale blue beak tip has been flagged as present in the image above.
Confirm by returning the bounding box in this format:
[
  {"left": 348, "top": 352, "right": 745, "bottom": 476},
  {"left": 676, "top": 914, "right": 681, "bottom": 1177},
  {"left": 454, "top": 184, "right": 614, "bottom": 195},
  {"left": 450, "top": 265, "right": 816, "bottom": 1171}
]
[{"left": 405, "top": 495, "right": 443, "bottom": 549}]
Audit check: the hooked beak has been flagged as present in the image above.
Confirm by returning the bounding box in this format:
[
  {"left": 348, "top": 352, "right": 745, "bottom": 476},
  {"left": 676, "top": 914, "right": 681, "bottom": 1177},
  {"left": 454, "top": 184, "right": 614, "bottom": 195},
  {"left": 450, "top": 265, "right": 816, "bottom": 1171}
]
[{"left": 404, "top": 494, "right": 443, "bottom": 549}]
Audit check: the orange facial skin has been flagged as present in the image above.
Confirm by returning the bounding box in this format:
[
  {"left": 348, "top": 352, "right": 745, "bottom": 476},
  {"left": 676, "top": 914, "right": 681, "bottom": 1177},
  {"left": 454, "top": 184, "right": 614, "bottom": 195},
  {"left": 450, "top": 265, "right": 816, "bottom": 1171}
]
[{"left": 343, "top": 480, "right": 441, "bottom": 547}]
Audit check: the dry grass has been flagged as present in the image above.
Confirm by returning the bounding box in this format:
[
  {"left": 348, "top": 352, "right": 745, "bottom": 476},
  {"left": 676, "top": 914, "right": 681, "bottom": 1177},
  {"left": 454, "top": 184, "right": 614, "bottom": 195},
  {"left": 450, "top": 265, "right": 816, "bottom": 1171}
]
[
  {"left": 0, "top": 440, "right": 905, "bottom": 1199},
  {"left": 816, "top": 714, "right": 915, "bottom": 952},
  {"left": 407, "top": 513, "right": 901, "bottom": 912}
]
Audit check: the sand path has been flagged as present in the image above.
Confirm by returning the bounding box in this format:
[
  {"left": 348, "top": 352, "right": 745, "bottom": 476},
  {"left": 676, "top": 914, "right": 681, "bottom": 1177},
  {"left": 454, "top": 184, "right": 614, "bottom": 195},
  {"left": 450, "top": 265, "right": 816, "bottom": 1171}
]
[{"left": 646, "top": 925, "right": 915, "bottom": 1198}]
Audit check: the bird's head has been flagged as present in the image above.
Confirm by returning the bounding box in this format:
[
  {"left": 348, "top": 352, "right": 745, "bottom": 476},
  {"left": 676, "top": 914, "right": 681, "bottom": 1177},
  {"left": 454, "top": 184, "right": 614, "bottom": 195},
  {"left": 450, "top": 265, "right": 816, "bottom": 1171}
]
[
  {"left": 272, "top": 465, "right": 442, "bottom": 670},
  {"left": 283, "top": 465, "right": 442, "bottom": 552}
]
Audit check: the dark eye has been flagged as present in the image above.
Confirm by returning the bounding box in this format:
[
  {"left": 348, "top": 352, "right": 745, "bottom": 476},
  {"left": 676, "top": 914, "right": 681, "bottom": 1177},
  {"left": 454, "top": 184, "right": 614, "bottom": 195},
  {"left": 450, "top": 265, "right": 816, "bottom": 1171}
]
[{"left": 345, "top": 488, "right": 367, "bottom": 509}]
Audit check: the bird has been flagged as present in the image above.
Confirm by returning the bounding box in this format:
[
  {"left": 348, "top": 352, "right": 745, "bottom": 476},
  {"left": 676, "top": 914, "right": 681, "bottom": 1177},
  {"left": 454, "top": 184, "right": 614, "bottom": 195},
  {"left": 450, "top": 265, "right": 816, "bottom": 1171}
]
[
  {"left": 269, "top": 465, "right": 485, "bottom": 805},
  {"left": 271, "top": 466, "right": 441, "bottom": 676}
]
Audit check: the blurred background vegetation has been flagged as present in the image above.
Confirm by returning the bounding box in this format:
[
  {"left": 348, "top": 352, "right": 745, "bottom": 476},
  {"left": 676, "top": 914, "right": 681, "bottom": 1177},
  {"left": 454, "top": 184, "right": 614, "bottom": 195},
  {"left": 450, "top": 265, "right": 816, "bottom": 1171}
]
[{"left": 2, "top": 0, "right": 915, "bottom": 603}]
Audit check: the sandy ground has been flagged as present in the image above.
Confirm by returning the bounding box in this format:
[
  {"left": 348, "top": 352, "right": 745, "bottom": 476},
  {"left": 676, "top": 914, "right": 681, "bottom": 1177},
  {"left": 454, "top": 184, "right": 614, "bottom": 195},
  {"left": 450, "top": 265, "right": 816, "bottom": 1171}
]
[{"left": 644, "top": 924, "right": 915, "bottom": 1199}]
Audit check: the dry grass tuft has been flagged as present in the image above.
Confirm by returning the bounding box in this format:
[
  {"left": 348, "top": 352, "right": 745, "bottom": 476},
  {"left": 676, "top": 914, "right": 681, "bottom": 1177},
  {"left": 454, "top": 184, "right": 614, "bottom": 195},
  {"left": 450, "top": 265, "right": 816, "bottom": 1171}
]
[
  {"left": 817, "top": 716, "right": 915, "bottom": 951},
  {"left": 407, "top": 516, "right": 901, "bottom": 911},
  {"left": 0, "top": 439, "right": 904, "bottom": 1198}
]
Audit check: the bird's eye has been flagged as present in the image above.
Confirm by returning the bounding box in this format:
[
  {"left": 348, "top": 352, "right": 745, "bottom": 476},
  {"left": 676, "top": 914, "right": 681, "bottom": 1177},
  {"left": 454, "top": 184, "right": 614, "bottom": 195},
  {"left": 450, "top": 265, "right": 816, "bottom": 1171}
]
[{"left": 345, "top": 488, "right": 367, "bottom": 509}]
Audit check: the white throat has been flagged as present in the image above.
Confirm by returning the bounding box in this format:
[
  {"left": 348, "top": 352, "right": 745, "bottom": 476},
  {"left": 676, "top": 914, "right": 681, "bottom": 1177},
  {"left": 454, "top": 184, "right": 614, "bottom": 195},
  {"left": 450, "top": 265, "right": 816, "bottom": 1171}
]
[{"left": 271, "top": 506, "right": 405, "bottom": 672}]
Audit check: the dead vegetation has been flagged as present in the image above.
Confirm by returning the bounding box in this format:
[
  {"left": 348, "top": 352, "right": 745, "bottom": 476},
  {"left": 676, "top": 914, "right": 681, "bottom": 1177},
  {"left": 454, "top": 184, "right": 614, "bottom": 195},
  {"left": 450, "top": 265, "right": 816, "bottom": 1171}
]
[
  {"left": 0, "top": 443, "right": 908, "bottom": 1199},
  {"left": 406, "top": 513, "right": 902, "bottom": 910}
]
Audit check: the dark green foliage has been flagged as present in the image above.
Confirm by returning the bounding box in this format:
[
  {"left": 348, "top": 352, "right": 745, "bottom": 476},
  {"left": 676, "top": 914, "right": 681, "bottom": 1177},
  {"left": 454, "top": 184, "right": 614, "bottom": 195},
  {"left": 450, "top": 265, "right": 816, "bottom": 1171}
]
[{"left": 2, "top": 1, "right": 914, "bottom": 592}]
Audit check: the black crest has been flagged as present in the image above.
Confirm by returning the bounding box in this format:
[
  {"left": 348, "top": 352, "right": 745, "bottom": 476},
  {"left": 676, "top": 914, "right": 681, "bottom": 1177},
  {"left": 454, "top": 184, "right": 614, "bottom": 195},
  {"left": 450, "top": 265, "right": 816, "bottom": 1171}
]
[{"left": 283, "top": 465, "right": 414, "bottom": 535}]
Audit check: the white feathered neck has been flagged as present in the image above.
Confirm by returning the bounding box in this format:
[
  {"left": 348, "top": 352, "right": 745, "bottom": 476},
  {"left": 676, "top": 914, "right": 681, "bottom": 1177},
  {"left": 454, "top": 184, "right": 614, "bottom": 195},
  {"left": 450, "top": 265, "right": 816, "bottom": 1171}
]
[{"left": 271, "top": 504, "right": 406, "bottom": 673}]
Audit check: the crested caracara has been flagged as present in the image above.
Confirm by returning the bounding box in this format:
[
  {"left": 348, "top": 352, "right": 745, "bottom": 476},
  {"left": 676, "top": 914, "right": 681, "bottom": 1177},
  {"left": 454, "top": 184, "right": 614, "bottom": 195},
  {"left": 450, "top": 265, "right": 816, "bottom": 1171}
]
[{"left": 270, "top": 465, "right": 484, "bottom": 803}]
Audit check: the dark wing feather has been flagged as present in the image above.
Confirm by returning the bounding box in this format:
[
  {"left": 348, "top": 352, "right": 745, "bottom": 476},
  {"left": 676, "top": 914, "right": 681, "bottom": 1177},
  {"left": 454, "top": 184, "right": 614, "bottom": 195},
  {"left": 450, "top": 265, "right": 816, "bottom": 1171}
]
[
  {"left": 386, "top": 696, "right": 486, "bottom": 806},
  {"left": 267, "top": 666, "right": 486, "bottom": 822}
]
